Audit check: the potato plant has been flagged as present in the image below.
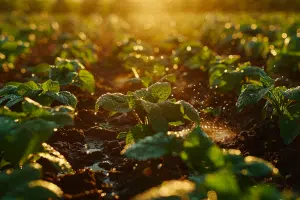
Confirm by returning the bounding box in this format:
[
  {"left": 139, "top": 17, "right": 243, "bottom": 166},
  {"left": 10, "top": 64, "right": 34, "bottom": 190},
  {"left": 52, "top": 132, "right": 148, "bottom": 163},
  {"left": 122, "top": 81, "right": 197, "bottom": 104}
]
[
  {"left": 95, "top": 82, "right": 200, "bottom": 145},
  {"left": 237, "top": 75, "right": 300, "bottom": 144},
  {"left": 123, "top": 127, "right": 296, "bottom": 200},
  {"left": 0, "top": 79, "right": 77, "bottom": 108},
  {"left": 0, "top": 98, "right": 73, "bottom": 199}
]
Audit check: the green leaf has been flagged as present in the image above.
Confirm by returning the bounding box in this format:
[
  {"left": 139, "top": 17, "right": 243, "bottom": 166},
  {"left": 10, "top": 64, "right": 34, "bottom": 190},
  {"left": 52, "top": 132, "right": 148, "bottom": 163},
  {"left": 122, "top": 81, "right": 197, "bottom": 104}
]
[
  {"left": 132, "top": 180, "right": 195, "bottom": 200},
  {"left": 0, "top": 85, "right": 17, "bottom": 96},
  {"left": 205, "top": 170, "right": 240, "bottom": 199},
  {"left": 140, "top": 100, "right": 169, "bottom": 133},
  {"left": 6, "top": 180, "right": 63, "bottom": 200},
  {"left": 0, "top": 163, "right": 42, "bottom": 194},
  {"left": 16, "top": 81, "right": 40, "bottom": 97},
  {"left": 0, "top": 116, "right": 17, "bottom": 136},
  {"left": 0, "top": 107, "right": 27, "bottom": 119},
  {"left": 260, "top": 76, "right": 274, "bottom": 88},
  {"left": 125, "top": 124, "right": 152, "bottom": 145},
  {"left": 238, "top": 156, "right": 277, "bottom": 177},
  {"left": 0, "top": 163, "right": 63, "bottom": 199},
  {"left": 141, "top": 76, "right": 153, "bottom": 88},
  {"left": 158, "top": 101, "right": 184, "bottom": 122},
  {"left": 244, "top": 185, "right": 282, "bottom": 200},
  {"left": 179, "top": 101, "right": 200, "bottom": 124},
  {"left": 236, "top": 84, "right": 270, "bottom": 112},
  {"left": 76, "top": 69, "right": 95, "bottom": 93},
  {"left": 22, "top": 98, "right": 74, "bottom": 127},
  {"left": 181, "top": 127, "right": 216, "bottom": 173},
  {"left": 41, "top": 80, "right": 60, "bottom": 93},
  {"left": 95, "top": 93, "right": 131, "bottom": 113},
  {"left": 31, "top": 143, "right": 73, "bottom": 173},
  {"left": 283, "top": 86, "right": 300, "bottom": 101},
  {"left": 46, "top": 91, "right": 78, "bottom": 108},
  {"left": 123, "top": 132, "right": 178, "bottom": 160},
  {"left": 0, "top": 94, "right": 24, "bottom": 108},
  {"left": 148, "top": 82, "right": 171, "bottom": 102},
  {"left": 279, "top": 117, "right": 300, "bottom": 144},
  {"left": 1, "top": 119, "right": 57, "bottom": 165}
]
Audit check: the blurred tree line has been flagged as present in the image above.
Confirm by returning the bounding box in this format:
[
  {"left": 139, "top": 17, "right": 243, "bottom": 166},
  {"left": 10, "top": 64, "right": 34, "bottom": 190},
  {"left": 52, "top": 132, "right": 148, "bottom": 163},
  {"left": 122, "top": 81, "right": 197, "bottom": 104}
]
[{"left": 0, "top": 0, "right": 299, "bottom": 14}]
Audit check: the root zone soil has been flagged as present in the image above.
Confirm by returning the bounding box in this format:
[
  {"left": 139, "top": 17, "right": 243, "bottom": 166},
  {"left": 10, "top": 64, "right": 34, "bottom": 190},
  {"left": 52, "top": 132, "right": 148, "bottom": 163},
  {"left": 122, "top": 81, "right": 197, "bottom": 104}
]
[{"left": 2, "top": 42, "right": 300, "bottom": 200}]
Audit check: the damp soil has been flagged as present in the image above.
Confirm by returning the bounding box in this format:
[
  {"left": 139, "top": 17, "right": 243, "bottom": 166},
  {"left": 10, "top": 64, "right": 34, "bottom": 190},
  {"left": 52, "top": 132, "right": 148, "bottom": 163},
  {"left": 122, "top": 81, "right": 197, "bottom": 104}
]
[{"left": 2, "top": 41, "right": 300, "bottom": 199}]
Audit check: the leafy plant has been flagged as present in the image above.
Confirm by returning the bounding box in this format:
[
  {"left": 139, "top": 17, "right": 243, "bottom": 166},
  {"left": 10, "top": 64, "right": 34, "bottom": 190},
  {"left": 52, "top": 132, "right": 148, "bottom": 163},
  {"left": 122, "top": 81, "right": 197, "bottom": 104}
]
[
  {"left": 95, "top": 82, "right": 200, "bottom": 144},
  {"left": 0, "top": 79, "right": 77, "bottom": 108},
  {"left": 55, "top": 37, "right": 98, "bottom": 65},
  {"left": 0, "top": 98, "right": 73, "bottom": 199},
  {"left": 209, "top": 56, "right": 266, "bottom": 92},
  {"left": 0, "top": 97, "right": 74, "bottom": 166},
  {"left": 0, "top": 163, "right": 63, "bottom": 199},
  {"left": 50, "top": 58, "right": 95, "bottom": 93},
  {"left": 31, "top": 57, "right": 95, "bottom": 93},
  {"left": 172, "top": 42, "right": 215, "bottom": 71},
  {"left": 0, "top": 35, "right": 31, "bottom": 71},
  {"left": 237, "top": 75, "right": 300, "bottom": 144},
  {"left": 124, "top": 126, "right": 295, "bottom": 200}
]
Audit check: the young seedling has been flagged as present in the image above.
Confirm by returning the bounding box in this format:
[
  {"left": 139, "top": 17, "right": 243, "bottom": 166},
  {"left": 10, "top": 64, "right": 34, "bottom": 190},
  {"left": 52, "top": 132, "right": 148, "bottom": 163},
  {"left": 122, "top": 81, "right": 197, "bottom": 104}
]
[
  {"left": 123, "top": 126, "right": 286, "bottom": 200},
  {"left": 237, "top": 75, "right": 300, "bottom": 144},
  {"left": 0, "top": 79, "right": 77, "bottom": 108},
  {"left": 0, "top": 97, "right": 75, "bottom": 166},
  {"left": 95, "top": 82, "right": 200, "bottom": 144},
  {"left": 31, "top": 58, "right": 95, "bottom": 93}
]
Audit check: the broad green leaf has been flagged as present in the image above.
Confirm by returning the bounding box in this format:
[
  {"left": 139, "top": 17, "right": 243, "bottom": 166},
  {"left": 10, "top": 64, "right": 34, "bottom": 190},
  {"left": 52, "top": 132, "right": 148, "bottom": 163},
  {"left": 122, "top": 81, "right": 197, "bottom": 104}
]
[
  {"left": 125, "top": 124, "right": 152, "bottom": 145},
  {"left": 279, "top": 117, "right": 300, "bottom": 144},
  {"left": 0, "top": 94, "right": 24, "bottom": 108},
  {"left": 0, "top": 163, "right": 63, "bottom": 199},
  {"left": 205, "top": 170, "right": 240, "bottom": 199},
  {"left": 179, "top": 101, "right": 200, "bottom": 124},
  {"left": 260, "top": 76, "right": 274, "bottom": 88},
  {"left": 22, "top": 98, "right": 74, "bottom": 127},
  {"left": 1, "top": 119, "right": 57, "bottom": 165},
  {"left": 0, "top": 107, "right": 27, "bottom": 119},
  {"left": 283, "top": 86, "right": 300, "bottom": 101},
  {"left": 244, "top": 185, "right": 282, "bottom": 200},
  {"left": 31, "top": 143, "right": 73, "bottom": 173},
  {"left": 41, "top": 80, "right": 60, "bottom": 93},
  {"left": 132, "top": 180, "right": 195, "bottom": 200},
  {"left": 55, "top": 57, "right": 85, "bottom": 71},
  {"left": 237, "top": 156, "right": 278, "bottom": 177},
  {"left": 95, "top": 93, "right": 131, "bottom": 113},
  {"left": 141, "top": 76, "right": 153, "bottom": 88},
  {"left": 158, "top": 101, "right": 184, "bottom": 122},
  {"left": 0, "top": 116, "right": 17, "bottom": 136},
  {"left": 0, "top": 163, "right": 42, "bottom": 194},
  {"left": 6, "top": 180, "right": 63, "bottom": 200},
  {"left": 236, "top": 84, "right": 270, "bottom": 112},
  {"left": 0, "top": 85, "right": 17, "bottom": 96},
  {"left": 181, "top": 127, "right": 216, "bottom": 173},
  {"left": 17, "top": 81, "right": 40, "bottom": 97},
  {"left": 241, "top": 66, "right": 266, "bottom": 77},
  {"left": 46, "top": 91, "right": 77, "bottom": 108},
  {"left": 123, "top": 132, "right": 178, "bottom": 160},
  {"left": 148, "top": 82, "right": 171, "bottom": 102},
  {"left": 140, "top": 100, "right": 169, "bottom": 132},
  {"left": 76, "top": 69, "right": 95, "bottom": 93}
]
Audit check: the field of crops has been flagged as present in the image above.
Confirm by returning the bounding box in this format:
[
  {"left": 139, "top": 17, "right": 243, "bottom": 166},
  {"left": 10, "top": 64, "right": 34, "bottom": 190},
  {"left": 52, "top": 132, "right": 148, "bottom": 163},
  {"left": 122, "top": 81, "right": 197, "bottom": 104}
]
[{"left": 1, "top": 2, "right": 300, "bottom": 199}]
